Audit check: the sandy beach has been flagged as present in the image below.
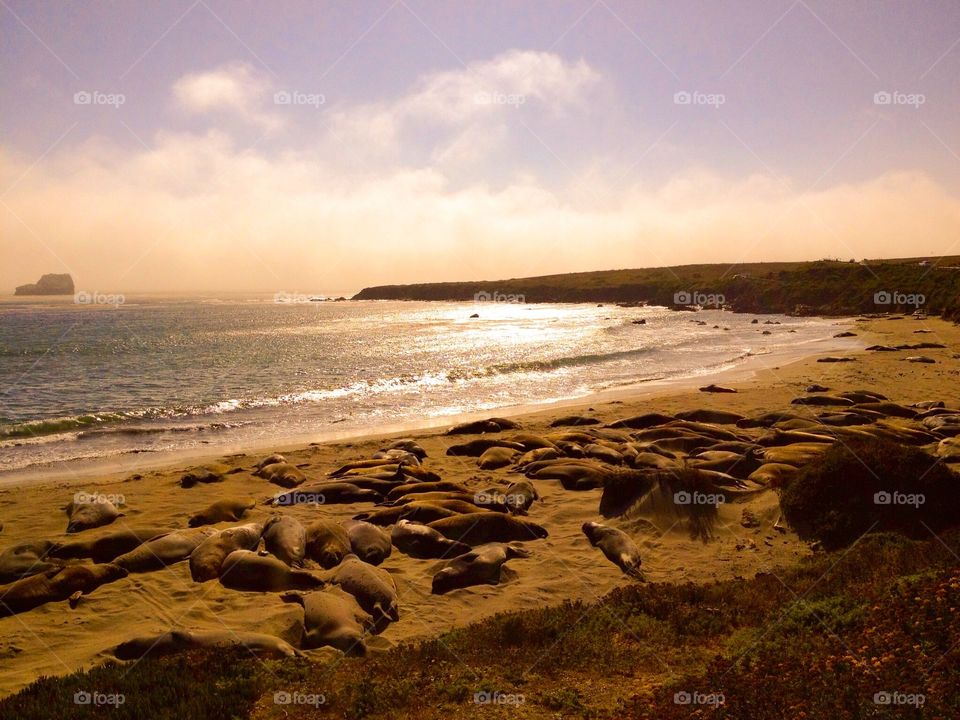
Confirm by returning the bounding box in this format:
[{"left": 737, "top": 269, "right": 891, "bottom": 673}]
[{"left": 1, "top": 315, "right": 957, "bottom": 698}]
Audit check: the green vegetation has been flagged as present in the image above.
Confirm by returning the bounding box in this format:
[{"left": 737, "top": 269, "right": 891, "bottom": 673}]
[
  {"left": 780, "top": 438, "right": 960, "bottom": 550},
  {"left": 3, "top": 531, "right": 958, "bottom": 719},
  {"left": 354, "top": 256, "right": 960, "bottom": 318}
]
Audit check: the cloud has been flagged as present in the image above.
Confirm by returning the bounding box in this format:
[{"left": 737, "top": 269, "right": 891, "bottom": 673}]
[{"left": 172, "top": 62, "right": 280, "bottom": 131}]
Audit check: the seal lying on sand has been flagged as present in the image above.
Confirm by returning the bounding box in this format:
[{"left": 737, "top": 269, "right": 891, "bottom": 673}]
[
  {"left": 263, "top": 515, "right": 306, "bottom": 566},
  {"left": 478, "top": 446, "right": 519, "bottom": 469},
  {"left": 305, "top": 520, "right": 351, "bottom": 569},
  {"left": 267, "top": 482, "right": 382, "bottom": 506},
  {"left": 0, "top": 563, "right": 127, "bottom": 616},
  {"left": 113, "top": 528, "right": 217, "bottom": 573},
  {"left": 582, "top": 522, "right": 644, "bottom": 580},
  {"left": 385, "top": 481, "right": 469, "bottom": 501},
  {"left": 256, "top": 462, "right": 308, "bottom": 488},
  {"left": 324, "top": 555, "right": 399, "bottom": 630},
  {"left": 390, "top": 520, "right": 472, "bottom": 559},
  {"left": 431, "top": 543, "right": 531, "bottom": 594},
  {"left": 65, "top": 496, "right": 122, "bottom": 534},
  {"left": 50, "top": 528, "right": 171, "bottom": 564},
  {"left": 0, "top": 541, "right": 61, "bottom": 583},
  {"left": 188, "top": 499, "right": 255, "bottom": 527},
  {"left": 427, "top": 513, "right": 548, "bottom": 545},
  {"left": 113, "top": 630, "right": 301, "bottom": 660},
  {"left": 281, "top": 587, "right": 375, "bottom": 655},
  {"left": 219, "top": 550, "right": 324, "bottom": 591},
  {"left": 189, "top": 523, "right": 263, "bottom": 582},
  {"left": 342, "top": 519, "right": 392, "bottom": 566}
]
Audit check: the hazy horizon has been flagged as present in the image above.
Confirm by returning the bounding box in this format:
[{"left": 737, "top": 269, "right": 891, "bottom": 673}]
[{"left": 3, "top": 1, "right": 960, "bottom": 294}]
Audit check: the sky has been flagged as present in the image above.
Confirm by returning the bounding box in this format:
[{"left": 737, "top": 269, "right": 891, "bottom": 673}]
[{"left": 2, "top": 0, "right": 959, "bottom": 294}]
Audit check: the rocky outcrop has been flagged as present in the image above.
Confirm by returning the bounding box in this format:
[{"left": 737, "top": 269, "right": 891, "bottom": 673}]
[{"left": 14, "top": 273, "right": 74, "bottom": 296}]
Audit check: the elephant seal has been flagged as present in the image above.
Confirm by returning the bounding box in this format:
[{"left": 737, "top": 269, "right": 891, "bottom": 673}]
[
  {"left": 385, "top": 438, "right": 427, "bottom": 459},
  {"left": 188, "top": 499, "right": 256, "bottom": 527},
  {"left": 267, "top": 482, "right": 382, "bottom": 507},
  {"left": 607, "top": 413, "right": 675, "bottom": 429},
  {"left": 114, "top": 630, "right": 300, "bottom": 660},
  {"left": 305, "top": 520, "right": 351, "bottom": 569},
  {"left": 937, "top": 438, "right": 960, "bottom": 462},
  {"left": 180, "top": 467, "right": 223, "bottom": 488},
  {"left": 747, "top": 463, "right": 798, "bottom": 488},
  {"left": 675, "top": 409, "right": 745, "bottom": 425},
  {"left": 324, "top": 555, "right": 399, "bottom": 630},
  {"left": 526, "top": 461, "right": 608, "bottom": 490},
  {"left": 428, "top": 513, "right": 548, "bottom": 546},
  {"left": 805, "top": 384, "right": 830, "bottom": 393},
  {"left": 502, "top": 479, "right": 539, "bottom": 515},
  {"left": 582, "top": 522, "right": 644, "bottom": 580},
  {"left": 0, "top": 563, "right": 127, "bottom": 616},
  {"left": 760, "top": 443, "right": 830, "bottom": 467},
  {"left": 790, "top": 395, "right": 854, "bottom": 407},
  {"left": 262, "top": 515, "right": 307, "bottom": 567},
  {"left": 342, "top": 520, "right": 392, "bottom": 566},
  {"left": 50, "top": 527, "right": 171, "bottom": 564},
  {"left": 219, "top": 550, "right": 324, "bottom": 591},
  {"left": 255, "top": 453, "right": 287, "bottom": 471},
  {"left": 390, "top": 520, "right": 472, "bottom": 559},
  {"left": 431, "top": 544, "right": 531, "bottom": 594},
  {"left": 281, "top": 588, "right": 375, "bottom": 654},
  {"left": 0, "top": 541, "right": 61, "bottom": 583},
  {"left": 699, "top": 384, "right": 737, "bottom": 393},
  {"left": 189, "top": 523, "right": 263, "bottom": 582},
  {"left": 257, "top": 462, "right": 308, "bottom": 488},
  {"left": 514, "top": 447, "right": 561, "bottom": 467},
  {"left": 478, "top": 446, "right": 519, "bottom": 470},
  {"left": 113, "top": 528, "right": 217, "bottom": 573},
  {"left": 506, "top": 433, "right": 559, "bottom": 452},
  {"left": 355, "top": 500, "right": 489, "bottom": 526},
  {"left": 446, "top": 418, "right": 518, "bottom": 435},
  {"left": 446, "top": 439, "right": 525, "bottom": 457},
  {"left": 385, "top": 481, "right": 469, "bottom": 501},
  {"left": 65, "top": 495, "right": 122, "bottom": 533}
]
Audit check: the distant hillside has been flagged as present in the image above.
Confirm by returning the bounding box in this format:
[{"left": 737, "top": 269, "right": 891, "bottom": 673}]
[{"left": 354, "top": 257, "right": 960, "bottom": 317}]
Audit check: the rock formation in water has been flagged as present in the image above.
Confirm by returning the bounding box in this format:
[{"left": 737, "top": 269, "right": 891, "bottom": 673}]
[{"left": 14, "top": 273, "right": 74, "bottom": 295}]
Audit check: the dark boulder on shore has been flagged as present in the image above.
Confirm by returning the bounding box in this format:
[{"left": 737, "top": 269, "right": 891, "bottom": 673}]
[{"left": 14, "top": 273, "right": 74, "bottom": 295}]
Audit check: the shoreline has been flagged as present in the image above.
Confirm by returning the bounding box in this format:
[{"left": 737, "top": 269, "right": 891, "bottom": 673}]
[
  {"left": 0, "top": 316, "right": 956, "bottom": 698},
  {"left": 0, "top": 321, "right": 858, "bottom": 490}
]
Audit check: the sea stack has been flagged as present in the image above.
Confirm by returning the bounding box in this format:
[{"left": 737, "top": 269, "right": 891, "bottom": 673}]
[{"left": 14, "top": 273, "right": 74, "bottom": 295}]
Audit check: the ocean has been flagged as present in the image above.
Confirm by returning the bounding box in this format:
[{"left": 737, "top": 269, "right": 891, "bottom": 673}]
[{"left": 0, "top": 295, "right": 844, "bottom": 475}]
